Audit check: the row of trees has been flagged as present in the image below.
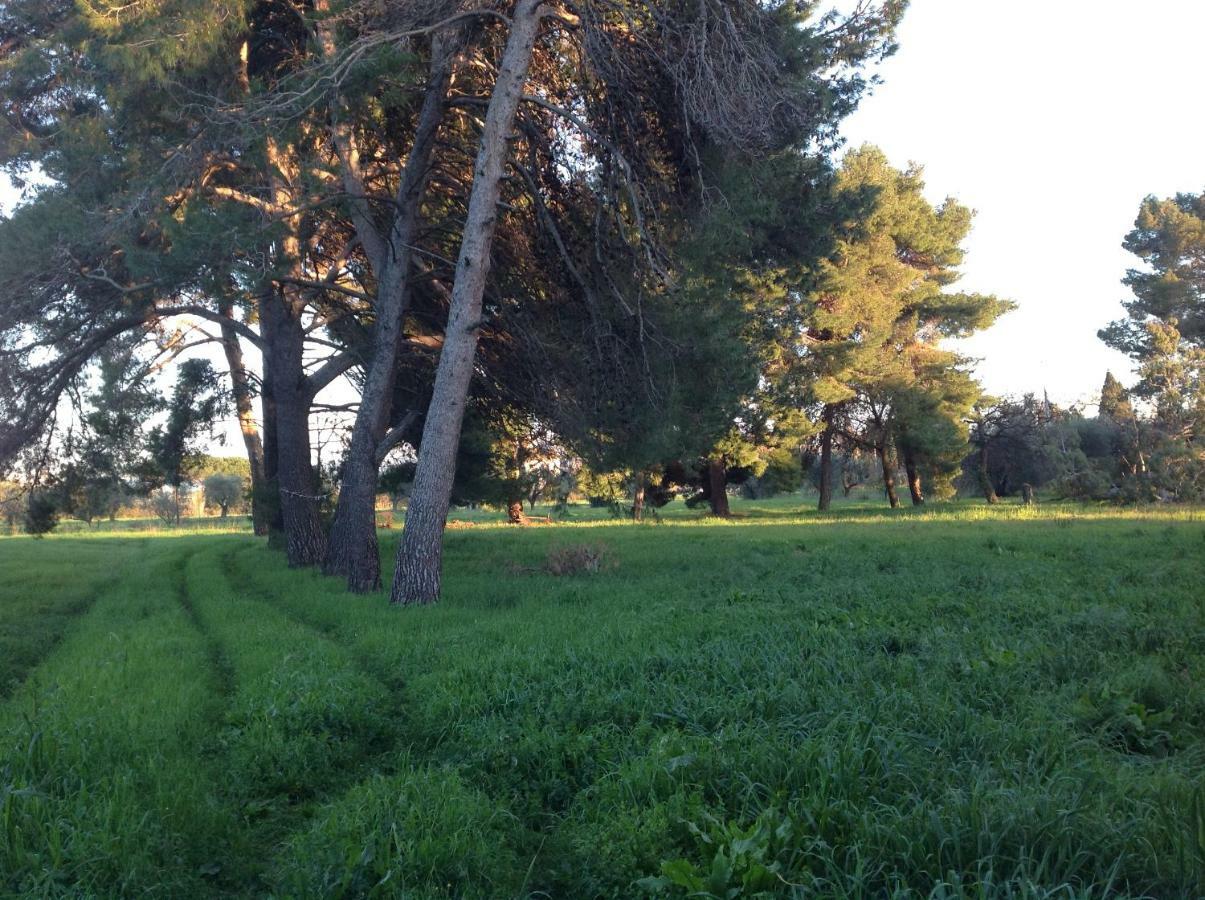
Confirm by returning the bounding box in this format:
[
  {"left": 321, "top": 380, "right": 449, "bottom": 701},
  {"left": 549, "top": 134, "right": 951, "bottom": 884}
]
[
  {"left": 0, "top": 0, "right": 1016, "bottom": 602},
  {"left": 0, "top": 0, "right": 904, "bottom": 600}
]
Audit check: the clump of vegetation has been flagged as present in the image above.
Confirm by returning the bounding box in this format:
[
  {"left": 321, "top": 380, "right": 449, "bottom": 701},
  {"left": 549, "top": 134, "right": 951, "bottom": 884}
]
[
  {"left": 21, "top": 490, "right": 58, "bottom": 536},
  {"left": 1075, "top": 663, "right": 1184, "bottom": 757},
  {"left": 637, "top": 808, "right": 800, "bottom": 897},
  {"left": 544, "top": 542, "right": 613, "bottom": 576},
  {"left": 273, "top": 767, "right": 525, "bottom": 898}
]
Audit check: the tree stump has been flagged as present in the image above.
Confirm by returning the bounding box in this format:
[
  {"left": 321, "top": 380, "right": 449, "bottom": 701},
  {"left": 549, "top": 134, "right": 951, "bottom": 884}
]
[{"left": 1021, "top": 483, "right": 1036, "bottom": 506}]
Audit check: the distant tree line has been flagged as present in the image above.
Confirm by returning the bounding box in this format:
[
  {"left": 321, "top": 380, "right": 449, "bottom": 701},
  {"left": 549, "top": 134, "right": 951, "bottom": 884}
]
[{"left": 964, "top": 191, "right": 1204, "bottom": 504}]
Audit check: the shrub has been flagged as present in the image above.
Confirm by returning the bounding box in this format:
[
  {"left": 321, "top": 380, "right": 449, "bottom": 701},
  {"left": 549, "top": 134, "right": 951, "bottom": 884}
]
[
  {"left": 273, "top": 767, "right": 524, "bottom": 899},
  {"left": 544, "top": 542, "right": 611, "bottom": 576},
  {"left": 22, "top": 490, "right": 59, "bottom": 535}
]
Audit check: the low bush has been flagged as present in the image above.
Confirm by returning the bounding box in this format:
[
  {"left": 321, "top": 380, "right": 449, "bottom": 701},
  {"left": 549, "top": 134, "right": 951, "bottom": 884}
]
[{"left": 273, "top": 766, "right": 525, "bottom": 899}]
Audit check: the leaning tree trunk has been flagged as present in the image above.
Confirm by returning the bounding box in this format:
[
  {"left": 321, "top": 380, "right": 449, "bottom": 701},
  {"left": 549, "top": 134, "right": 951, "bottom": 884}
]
[
  {"left": 818, "top": 404, "right": 835, "bottom": 511},
  {"left": 903, "top": 446, "right": 924, "bottom": 506},
  {"left": 323, "top": 42, "right": 455, "bottom": 592},
  {"left": 218, "top": 301, "right": 269, "bottom": 535},
  {"left": 877, "top": 443, "right": 900, "bottom": 509},
  {"left": 261, "top": 290, "right": 327, "bottom": 567},
  {"left": 976, "top": 443, "right": 999, "bottom": 504},
  {"left": 708, "top": 457, "right": 730, "bottom": 517},
  {"left": 391, "top": 0, "right": 545, "bottom": 606}
]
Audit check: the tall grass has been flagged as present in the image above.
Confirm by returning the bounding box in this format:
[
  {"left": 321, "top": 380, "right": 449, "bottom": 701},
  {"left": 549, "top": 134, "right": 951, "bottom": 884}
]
[
  {"left": 1, "top": 503, "right": 1202, "bottom": 897},
  {"left": 0, "top": 545, "right": 227, "bottom": 896},
  {"left": 0, "top": 539, "right": 141, "bottom": 693}
]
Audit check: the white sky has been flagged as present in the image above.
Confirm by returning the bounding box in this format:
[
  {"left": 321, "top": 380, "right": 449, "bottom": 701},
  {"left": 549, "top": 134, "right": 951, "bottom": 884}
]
[{"left": 839, "top": 0, "right": 1205, "bottom": 408}]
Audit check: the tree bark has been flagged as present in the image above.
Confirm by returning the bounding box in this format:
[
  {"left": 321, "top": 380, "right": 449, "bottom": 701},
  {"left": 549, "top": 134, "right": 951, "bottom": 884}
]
[
  {"left": 977, "top": 444, "right": 999, "bottom": 504},
  {"left": 259, "top": 333, "right": 285, "bottom": 549},
  {"left": 218, "top": 301, "right": 268, "bottom": 535},
  {"left": 261, "top": 289, "right": 327, "bottom": 566},
  {"left": 506, "top": 499, "right": 526, "bottom": 524},
  {"left": 323, "top": 40, "right": 455, "bottom": 592},
  {"left": 903, "top": 445, "right": 924, "bottom": 506},
  {"left": 707, "top": 457, "right": 730, "bottom": 517},
  {"left": 631, "top": 479, "right": 645, "bottom": 522},
  {"left": 818, "top": 404, "right": 835, "bottom": 511},
  {"left": 391, "top": 0, "right": 545, "bottom": 606},
  {"left": 877, "top": 442, "right": 900, "bottom": 509}
]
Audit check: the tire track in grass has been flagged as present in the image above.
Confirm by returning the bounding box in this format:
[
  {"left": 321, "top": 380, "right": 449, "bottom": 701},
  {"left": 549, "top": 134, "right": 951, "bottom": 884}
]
[
  {"left": 172, "top": 539, "right": 237, "bottom": 706},
  {"left": 223, "top": 543, "right": 409, "bottom": 697},
  {"left": 0, "top": 540, "right": 232, "bottom": 898},
  {"left": 0, "top": 539, "right": 143, "bottom": 698},
  {"left": 215, "top": 543, "right": 419, "bottom": 782},
  {"left": 181, "top": 539, "right": 401, "bottom": 892},
  {"left": 220, "top": 544, "right": 444, "bottom": 776},
  {"left": 219, "top": 543, "right": 533, "bottom": 899}
]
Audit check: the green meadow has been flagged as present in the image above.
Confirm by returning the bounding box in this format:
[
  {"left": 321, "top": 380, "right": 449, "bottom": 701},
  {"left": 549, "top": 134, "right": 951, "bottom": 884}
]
[{"left": 1, "top": 500, "right": 1203, "bottom": 898}]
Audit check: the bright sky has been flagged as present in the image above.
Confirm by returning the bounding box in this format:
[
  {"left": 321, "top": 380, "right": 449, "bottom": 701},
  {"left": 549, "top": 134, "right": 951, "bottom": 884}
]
[
  {"left": 839, "top": 0, "right": 1205, "bottom": 409},
  {"left": 3, "top": 0, "right": 1201, "bottom": 423}
]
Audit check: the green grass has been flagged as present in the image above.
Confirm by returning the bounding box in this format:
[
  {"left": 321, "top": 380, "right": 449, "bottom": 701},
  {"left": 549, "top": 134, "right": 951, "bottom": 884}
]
[
  {"left": 1, "top": 501, "right": 1203, "bottom": 897},
  {"left": 0, "top": 539, "right": 143, "bottom": 694}
]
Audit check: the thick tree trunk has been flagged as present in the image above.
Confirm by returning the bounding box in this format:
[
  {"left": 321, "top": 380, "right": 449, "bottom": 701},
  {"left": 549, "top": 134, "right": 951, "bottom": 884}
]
[
  {"left": 977, "top": 444, "right": 999, "bottom": 504},
  {"left": 259, "top": 356, "right": 286, "bottom": 549},
  {"left": 631, "top": 479, "right": 645, "bottom": 522},
  {"left": 903, "top": 446, "right": 924, "bottom": 506},
  {"left": 877, "top": 443, "right": 900, "bottom": 509},
  {"left": 259, "top": 344, "right": 285, "bottom": 549},
  {"left": 818, "top": 404, "right": 835, "bottom": 511},
  {"left": 323, "top": 40, "right": 455, "bottom": 592},
  {"left": 261, "top": 291, "right": 327, "bottom": 567},
  {"left": 391, "top": 0, "right": 545, "bottom": 606},
  {"left": 218, "top": 301, "right": 268, "bottom": 535},
  {"left": 708, "top": 457, "right": 730, "bottom": 517}
]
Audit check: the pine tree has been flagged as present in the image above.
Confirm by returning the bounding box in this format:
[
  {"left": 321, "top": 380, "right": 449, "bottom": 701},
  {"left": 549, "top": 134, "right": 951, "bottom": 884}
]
[
  {"left": 794, "top": 146, "right": 1010, "bottom": 508},
  {"left": 1100, "top": 193, "right": 1205, "bottom": 498}
]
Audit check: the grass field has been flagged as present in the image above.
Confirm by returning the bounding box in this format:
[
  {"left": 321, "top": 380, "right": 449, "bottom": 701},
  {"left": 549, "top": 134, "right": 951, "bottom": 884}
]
[{"left": 1, "top": 499, "right": 1203, "bottom": 898}]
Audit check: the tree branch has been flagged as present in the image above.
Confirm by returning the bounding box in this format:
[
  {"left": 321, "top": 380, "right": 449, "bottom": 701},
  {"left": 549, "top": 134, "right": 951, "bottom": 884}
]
[{"left": 376, "top": 410, "right": 419, "bottom": 465}]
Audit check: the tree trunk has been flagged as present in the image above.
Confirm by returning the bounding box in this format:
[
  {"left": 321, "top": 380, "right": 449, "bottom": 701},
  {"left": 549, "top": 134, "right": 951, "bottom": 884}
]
[
  {"left": 261, "top": 290, "right": 327, "bottom": 567},
  {"left": 259, "top": 340, "right": 285, "bottom": 549},
  {"left": 631, "top": 479, "right": 645, "bottom": 522},
  {"left": 818, "top": 404, "right": 835, "bottom": 511},
  {"left": 708, "top": 457, "right": 730, "bottom": 517},
  {"left": 903, "top": 446, "right": 924, "bottom": 506},
  {"left": 218, "top": 301, "right": 268, "bottom": 535},
  {"left": 323, "top": 40, "right": 455, "bottom": 592},
  {"left": 977, "top": 444, "right": 999, "bottom": 503},
  {"left": 506, "top": 499, "right": 526, "bottom": 524},
  {"left": 877, "top": 443, "right": 900, "bottom": 509},
  {"left": 391, "top": 0, "right": 545, "bottom": 606}
]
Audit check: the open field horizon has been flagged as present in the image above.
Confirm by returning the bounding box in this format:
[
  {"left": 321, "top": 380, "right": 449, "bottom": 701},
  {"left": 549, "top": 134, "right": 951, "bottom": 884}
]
[{"left": 18, "top": 492, "right": 1205, "bottom": 537}]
